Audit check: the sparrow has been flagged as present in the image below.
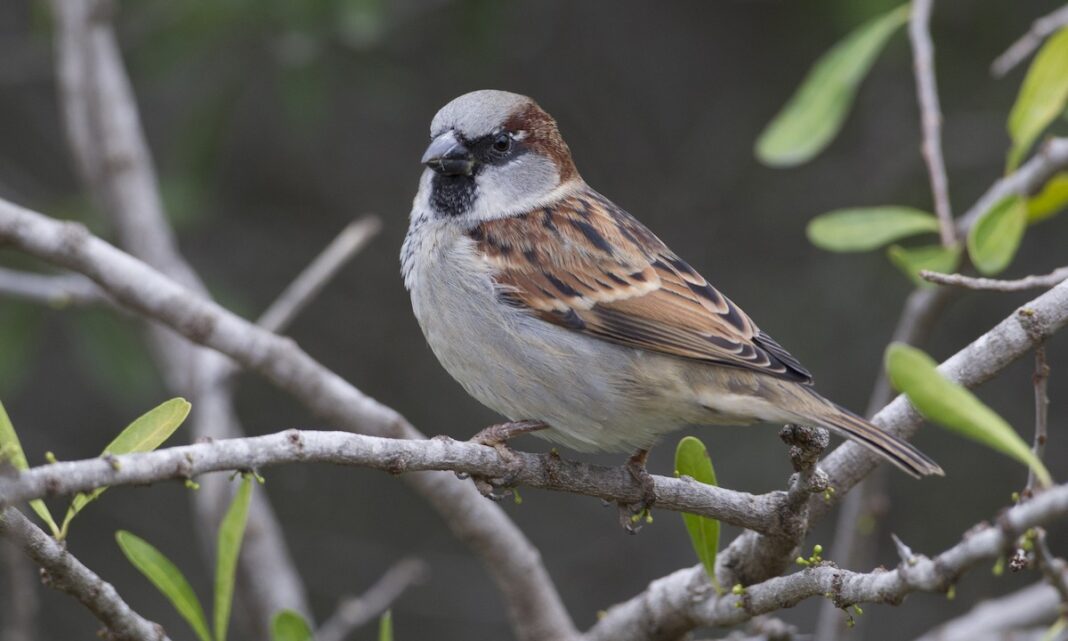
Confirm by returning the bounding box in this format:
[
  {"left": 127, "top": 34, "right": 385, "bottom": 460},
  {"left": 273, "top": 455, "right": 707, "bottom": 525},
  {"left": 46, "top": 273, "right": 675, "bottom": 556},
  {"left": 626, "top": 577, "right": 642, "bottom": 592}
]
[{"left": 401, "top": 90, "right": 942, "bottom": 502}]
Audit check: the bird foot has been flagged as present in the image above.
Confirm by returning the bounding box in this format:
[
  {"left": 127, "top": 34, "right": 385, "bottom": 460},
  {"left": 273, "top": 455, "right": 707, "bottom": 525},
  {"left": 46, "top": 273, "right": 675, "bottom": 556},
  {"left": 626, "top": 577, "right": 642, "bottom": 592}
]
[
  {"left": 467, "top": 420, "right": 546, "bottom": 500},
  {"left": 617, "top": 449, "right": 657, "bottom": 534}
]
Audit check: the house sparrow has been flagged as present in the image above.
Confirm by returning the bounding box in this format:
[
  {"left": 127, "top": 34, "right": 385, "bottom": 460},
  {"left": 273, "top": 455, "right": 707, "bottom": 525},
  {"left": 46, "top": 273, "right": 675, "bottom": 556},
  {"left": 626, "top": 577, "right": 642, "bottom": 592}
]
[{"left": 401, "top": 90, "right": 942, "bottom": 500}]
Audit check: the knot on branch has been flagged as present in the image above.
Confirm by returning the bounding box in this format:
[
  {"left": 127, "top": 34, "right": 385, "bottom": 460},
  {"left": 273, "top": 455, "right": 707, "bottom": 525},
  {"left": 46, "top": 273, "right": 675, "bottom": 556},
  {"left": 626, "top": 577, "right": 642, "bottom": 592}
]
[
  {"left": 1016, "top": 307, "right": 1051, "bottom": 344},
  {"left": 779, "top": 424, "right": 829, "bottom": 474}
]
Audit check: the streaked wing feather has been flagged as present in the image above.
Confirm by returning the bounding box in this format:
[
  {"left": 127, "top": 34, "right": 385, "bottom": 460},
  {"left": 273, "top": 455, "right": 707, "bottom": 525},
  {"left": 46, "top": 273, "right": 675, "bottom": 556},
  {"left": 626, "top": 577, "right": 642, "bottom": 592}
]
[{"left": 470, "top": 188, "right": 813, "bottom": 384}]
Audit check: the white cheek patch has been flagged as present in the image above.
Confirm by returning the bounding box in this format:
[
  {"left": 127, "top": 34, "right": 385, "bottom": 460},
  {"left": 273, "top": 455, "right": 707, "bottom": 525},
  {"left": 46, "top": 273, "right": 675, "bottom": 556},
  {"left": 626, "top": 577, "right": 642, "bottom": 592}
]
[{"left": 468, "top": 154, "right": 563, "bottom": 221}]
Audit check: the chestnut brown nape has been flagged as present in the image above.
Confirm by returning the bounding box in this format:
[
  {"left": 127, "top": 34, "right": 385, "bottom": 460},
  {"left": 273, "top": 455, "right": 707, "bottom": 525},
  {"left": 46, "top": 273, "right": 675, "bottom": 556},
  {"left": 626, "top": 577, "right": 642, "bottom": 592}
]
[{"left": 504, "top": 102, "right": 578, "bottom": 183}]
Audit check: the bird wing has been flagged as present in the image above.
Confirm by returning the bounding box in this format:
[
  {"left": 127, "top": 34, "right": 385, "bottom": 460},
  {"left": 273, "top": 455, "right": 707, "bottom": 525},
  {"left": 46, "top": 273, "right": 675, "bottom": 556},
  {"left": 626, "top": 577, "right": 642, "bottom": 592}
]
[{"left": 468, "top": 187, "right": 814, "bottom": 384}]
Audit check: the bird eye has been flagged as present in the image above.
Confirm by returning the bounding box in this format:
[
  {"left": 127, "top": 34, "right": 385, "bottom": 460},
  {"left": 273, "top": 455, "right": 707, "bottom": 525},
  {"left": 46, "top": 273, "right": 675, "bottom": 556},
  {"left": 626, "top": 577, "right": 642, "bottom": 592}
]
[{"left": 492, "top": 133, "right": 512, "bottom": 153}]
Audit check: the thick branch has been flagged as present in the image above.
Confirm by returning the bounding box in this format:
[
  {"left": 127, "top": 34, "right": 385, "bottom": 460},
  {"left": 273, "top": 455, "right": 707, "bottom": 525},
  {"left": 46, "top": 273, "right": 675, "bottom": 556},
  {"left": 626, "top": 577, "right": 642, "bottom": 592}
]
[
  {"left": 0, "top": 196, "right": 576, "bottom": 641},
  {"left": 0, "top": 430, "right": 789, "bottom": 534},
  {"left": 909, "top": 0, "right": 955, "bottom": 246},
  {"left": 584, "top": 483, "right": 1068, "bottom": 641},
  {"left": 0, "top": 507, "right": 169, "bottom": 641}
]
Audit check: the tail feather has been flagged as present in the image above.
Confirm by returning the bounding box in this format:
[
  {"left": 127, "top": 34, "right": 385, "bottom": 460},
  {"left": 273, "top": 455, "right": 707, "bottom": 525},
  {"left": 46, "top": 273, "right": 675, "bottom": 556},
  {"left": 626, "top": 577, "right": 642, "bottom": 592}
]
[{"left": 796, "top": 389, "right": 943, "bottom": 478}]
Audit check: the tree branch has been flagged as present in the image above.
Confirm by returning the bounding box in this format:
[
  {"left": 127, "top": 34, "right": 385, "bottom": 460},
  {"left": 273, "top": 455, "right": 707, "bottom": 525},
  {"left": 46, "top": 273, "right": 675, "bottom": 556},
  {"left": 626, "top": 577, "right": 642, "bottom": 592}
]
[
  {"left": 584, "top": 483, "right": 1068, "bottom": 641},
  {"left": 0, "top": 430, "right": 790, "bottom": 534},
  {"left": 0, "top": 507, "right": 170, "bottom": 641},
  {"left": 991, "top": 4, "right": 1068, "bottom": 77},
  {"left": 909, "top": 0, "right": 955, "bottom": 246},
  {"left": 921, "top": 266, "right": 1068, "bottom": 291}
]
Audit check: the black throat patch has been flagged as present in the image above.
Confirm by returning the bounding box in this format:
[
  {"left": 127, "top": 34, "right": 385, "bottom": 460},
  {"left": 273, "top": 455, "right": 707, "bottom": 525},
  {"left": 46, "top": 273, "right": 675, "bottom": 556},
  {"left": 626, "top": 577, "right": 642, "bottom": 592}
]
[{"left": 430, "top": 173, "right": 477, "bottom": 217}]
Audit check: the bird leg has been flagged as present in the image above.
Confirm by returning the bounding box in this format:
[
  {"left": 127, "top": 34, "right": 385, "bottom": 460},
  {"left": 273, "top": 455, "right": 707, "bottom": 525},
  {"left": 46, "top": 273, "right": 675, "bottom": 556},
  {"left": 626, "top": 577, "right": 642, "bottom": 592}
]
[
  {"left": 468, "top": 420, "right": 547, "bottom": 500},
  {"left": 618, "top": 448, "right": 657, "bottom": 534}
]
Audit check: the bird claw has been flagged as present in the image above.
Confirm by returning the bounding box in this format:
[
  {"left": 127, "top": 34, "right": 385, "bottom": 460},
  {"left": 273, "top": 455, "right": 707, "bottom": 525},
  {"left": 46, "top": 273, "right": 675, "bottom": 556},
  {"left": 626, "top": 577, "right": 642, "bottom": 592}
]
[
  {"left": 467, "top": 420, "right": 546, "bottom": 500},
  {"left": 617, "top": 449, "right": 657, "bottom": 534}
]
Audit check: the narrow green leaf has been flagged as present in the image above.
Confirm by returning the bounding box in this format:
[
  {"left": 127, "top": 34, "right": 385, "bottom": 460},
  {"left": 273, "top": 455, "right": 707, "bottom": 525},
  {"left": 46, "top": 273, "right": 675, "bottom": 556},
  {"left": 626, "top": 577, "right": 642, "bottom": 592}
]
[
  {"left": 215, "top": 475, "right": 253, "bottom": 641},
  {"left": 379, "top": 610, "right": 394, "bottom": 641},
  {"left": 967, "top": 196, "right": 1027, "bottom": 275},
  {"left": 674, "top": 436, "right": 721, "bottom": 588},
  {"left": 1027, "top": 172, "right": 1068, "bottom": 223},
  {"left": 1007, "top": 27, "right": 1068, "bottom": 169},
  {"left": 886, "top": 343, "right": 1052, "bottom": 486},
  {"left": 0, "top": 401, "right": 60, "bottom": 537},
  {"left": 756, "top": 4, "right": 909, "bottom": 166},
  {"left": 102, "top": 397, "right": 192, "bottom": 456},
  {"left": 886, "top": 243, "right": 961, "bottom": 286},
  {"left": 116, "top": 530, "right": 212, "bottom": 641},
  {"left": 807, "top": 207, "right": 939, "bottom": 252},
  {"left": 271, "top": 610, "right": 313, "bottom": 641},
  {"left": 61, "top": 398, "right": 191, "bottom": 538}
]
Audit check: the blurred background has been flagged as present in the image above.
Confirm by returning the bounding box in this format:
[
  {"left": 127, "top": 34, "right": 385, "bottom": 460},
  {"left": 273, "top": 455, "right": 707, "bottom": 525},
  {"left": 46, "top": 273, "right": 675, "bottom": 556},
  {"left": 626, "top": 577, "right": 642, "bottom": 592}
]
[{"left": 1, "top": 0, "right": 1066, "bottom": 639}]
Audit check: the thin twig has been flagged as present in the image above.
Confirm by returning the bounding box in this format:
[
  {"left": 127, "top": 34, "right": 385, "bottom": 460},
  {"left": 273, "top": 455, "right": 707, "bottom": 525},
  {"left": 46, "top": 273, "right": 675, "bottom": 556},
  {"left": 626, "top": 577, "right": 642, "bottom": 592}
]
[
  {"left": 956, "top": 137, "right": 1068, "bottom": 233},
  {"left": 316, "top": 558, "right": 428, "bottom": 641},
  {"left": 257, "top": 217, "right": 381, "bottom": 334},
  {"left": 0, "top": 507, "right": 170, "bottom": 641},
  {"left": 909, "top": 0, "right": 956, "bottom": 246},
  {"left": 922, "top": 266, "right": 1068, "bottom": 292},
  {"left": 991, "top": 4, "right": 1068, "bottom": 77},
  {"left": 1027, "top": 345, "right": 1051, "bottom": 496},
  {"left": 0, "top": 267, "right": 107, "bottom": 307}
]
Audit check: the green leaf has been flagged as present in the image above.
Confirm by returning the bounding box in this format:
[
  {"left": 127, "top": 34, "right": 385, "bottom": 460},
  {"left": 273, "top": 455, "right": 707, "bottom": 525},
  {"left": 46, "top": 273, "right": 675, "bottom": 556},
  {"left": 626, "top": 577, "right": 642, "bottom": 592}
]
[
  {"left": 61, "top": 398, "right": 191, "bottom": 538},
  {"left": 116, "top": 530, "right": 212, "bottom": 641},
  {"left": 379, "top": 610, "right": 393, "bottom": 641},
  {"left": 1027, "top": 172, "right": 1068, "bottom": 223},
  {"left": 807, "top": 207, "right": 939, "bottom": 252},
  {"left": 271, "top": 610, "right": 313, "bottom": 641},
  {"left": 885, "top": 343, "right": 1052, "bottom": 487},
  {"left": 1007, "top": 27, "right": 1068, "bottom": 169},
  {"left": 215, "top": 475, "right": 253, "bottom": 641},
  {"left": 674, "top": 436, "right": 721, "bottom": 588},
  {"left": 887, "top": 243, "right": 962, "bottom": 286},
  {"left": 967, "top": 196, "right": 1027, "bottom": 275},
  {"left": 756, "top": 4, "right": 909, "bottom": 167},
  {"left": 0, "top": 401, "right": 60, "bottom": 537}
]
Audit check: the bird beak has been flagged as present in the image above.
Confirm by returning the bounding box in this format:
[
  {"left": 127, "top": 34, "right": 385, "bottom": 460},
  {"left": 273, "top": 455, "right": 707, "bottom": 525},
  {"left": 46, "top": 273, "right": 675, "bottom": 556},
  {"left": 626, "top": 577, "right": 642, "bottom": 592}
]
[{"left": 422, "top": 130, "right": 475, "bottom": 177}]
